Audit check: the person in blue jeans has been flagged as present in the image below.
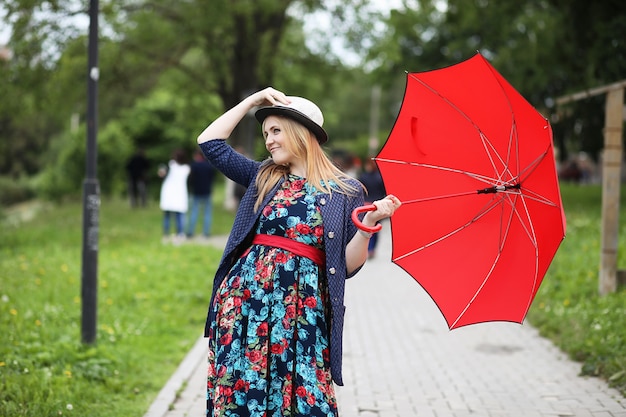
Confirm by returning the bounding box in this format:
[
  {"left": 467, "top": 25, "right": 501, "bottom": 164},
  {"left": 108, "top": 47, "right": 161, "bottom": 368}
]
[
  {"left": 186, "top": 149, "right": 217, "bottom": 238},
  {"left": 159, "top": 149, "right": 190, "bottom": 244}
]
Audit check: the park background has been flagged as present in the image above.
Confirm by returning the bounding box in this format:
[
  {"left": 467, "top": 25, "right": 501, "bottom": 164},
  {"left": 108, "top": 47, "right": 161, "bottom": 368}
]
[{"left": 1, "top": 1, "right": 625, "bottom": 416}]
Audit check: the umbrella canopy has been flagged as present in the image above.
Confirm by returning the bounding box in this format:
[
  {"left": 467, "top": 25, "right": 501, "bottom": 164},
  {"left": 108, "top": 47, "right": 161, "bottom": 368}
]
[{"left": 356, "top": 53, "right": 566, "bottom": 329}]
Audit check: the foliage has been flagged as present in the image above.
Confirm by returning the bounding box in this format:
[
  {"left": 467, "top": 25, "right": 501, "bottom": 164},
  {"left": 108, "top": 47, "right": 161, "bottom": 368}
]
[
  {"left": 1, "top": 0, "right": 379, "bottom": 194},
  {"left": 527, "top": 183, "right": 626, "bottom": 396},
  {"left": 2, "top": 0, "right": 626, "bottom": 200},
  {"left": 0, "top": 176, "right": 36, "bottom": 206},
  {"left": 0, "top": 193, "right": 236, "bottom": 416},
  {"left": 35, "top": 121, "right": 133, "bottom": 200},
  {"left": 366, "top": 0, "right": 626, "bottom": 163}
]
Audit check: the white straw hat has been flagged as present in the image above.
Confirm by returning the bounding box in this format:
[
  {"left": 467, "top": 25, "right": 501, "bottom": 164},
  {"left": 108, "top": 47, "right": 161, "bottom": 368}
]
[{"left": 255, "top": 96, "right": 328, "bottom": 144}]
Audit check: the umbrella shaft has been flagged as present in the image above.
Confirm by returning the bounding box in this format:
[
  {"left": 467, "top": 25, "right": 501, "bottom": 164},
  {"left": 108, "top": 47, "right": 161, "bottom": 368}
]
[{"left": 477, "top": 184, "right": 520, "bottom": 194}]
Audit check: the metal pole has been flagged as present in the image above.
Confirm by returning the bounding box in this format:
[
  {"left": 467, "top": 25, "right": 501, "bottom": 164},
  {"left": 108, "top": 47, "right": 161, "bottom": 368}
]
[{"left": 82, "top": 0, "right": 100, "bottom": 344}]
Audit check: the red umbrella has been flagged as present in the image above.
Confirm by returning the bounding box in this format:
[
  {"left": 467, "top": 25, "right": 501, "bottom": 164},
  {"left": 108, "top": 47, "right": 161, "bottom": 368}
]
[{"left": 353, "top": 53, "right": 566, "bottom": 330}]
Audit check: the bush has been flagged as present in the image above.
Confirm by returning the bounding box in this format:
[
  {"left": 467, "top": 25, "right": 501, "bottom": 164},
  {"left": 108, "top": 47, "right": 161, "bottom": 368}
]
[
  {"left": 36, "top": 122, "right": 133, "bottom": 201},
  {"left": 0, "top": 176, "right": 36, "bottom": 207}
]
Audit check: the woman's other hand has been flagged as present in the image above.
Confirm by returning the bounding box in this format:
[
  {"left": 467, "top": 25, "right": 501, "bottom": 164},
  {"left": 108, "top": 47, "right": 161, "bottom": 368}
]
[{"left": 364, "top": 194, "right": 401, "bottom": 225}]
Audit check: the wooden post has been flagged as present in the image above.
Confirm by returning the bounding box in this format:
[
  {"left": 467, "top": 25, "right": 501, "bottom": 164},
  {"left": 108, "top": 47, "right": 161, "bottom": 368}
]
[
  {"left": 556, "top": 80, "right": 626, "bottom": 295},
  {"left": 599, "top": 87, "right": 624, "bottom": 295}
]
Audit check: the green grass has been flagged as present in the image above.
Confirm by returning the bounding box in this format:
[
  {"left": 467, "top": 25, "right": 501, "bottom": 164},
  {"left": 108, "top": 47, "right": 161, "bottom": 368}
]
[
  {"left": 527, "top": 182, "right": 626, "bottom": 396},
  {"left": 1, "top": 182, "right": 625, "bottom": 416},
  {"left": 1, "top": 192, "right": 235, "bottom": 416}
]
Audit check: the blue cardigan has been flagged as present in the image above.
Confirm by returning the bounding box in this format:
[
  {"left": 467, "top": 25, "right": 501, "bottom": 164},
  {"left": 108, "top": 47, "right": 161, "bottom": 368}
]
[{"left": 199, "top": 140, "right": 365, "bottom": 386}]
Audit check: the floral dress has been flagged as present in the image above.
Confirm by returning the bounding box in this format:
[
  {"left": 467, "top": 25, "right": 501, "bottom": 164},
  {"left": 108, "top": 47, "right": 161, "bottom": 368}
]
[{"left": 207, "top": 174, "right": 338, "bottom": 417}]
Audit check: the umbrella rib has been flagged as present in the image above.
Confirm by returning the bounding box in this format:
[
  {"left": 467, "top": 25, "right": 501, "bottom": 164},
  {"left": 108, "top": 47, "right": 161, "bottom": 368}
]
[
  {"left": 518, "top": 147, "right": 548, "bottom": 181},
  {"left": 393, "top": 196, "right": 502, "bottom": 262},
  {"left": 409, "top": 73, "right": 519, "bottom": 185},
  {"left": 519, "top": 189, "right": 559, "bottom": 207},
  {"left": 508, "top": 192, "right": 541, "bottom": 317},
  {"left": 517, "top": 147, "right": 561, "bottom": 207},
  {"left": 451, "top": 189, "right": 541, "bottom": 328},
  {"left": 451, "top": 246, "right": 503, "bottom": 329},
  {"left": 475, "top": 191, "right": 540, "bottom": 323},
  {"left": 375, "top": 157, "right": 501, "bottom": 186},
  {"left": 479, "top": 129, "right": 517, "bottom": 185},
  {"left": 481, "top": 57, "right": 521, "bottom": 181},
  {"left": 450, "top": 193, "right": 517, "bottom": 328}
]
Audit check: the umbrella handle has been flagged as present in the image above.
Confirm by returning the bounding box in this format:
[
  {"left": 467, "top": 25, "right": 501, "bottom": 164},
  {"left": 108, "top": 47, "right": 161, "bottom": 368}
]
[{"left": 351, "top": 205, "right": 383, "bottom": 233}]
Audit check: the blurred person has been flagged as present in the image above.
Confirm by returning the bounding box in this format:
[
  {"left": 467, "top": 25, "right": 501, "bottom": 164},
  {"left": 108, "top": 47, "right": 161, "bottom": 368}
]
[
  {"left": 186, "top": 150, "right": 217, "bottom": 239},
  {"left": 158, "top": 149, "right": 190, "bottom": 244},
  {"left": 358, "top": 158, "right": 386, "bottom": 258},
  {"left": 125, "top": 148, "right": 150, "bottom": 208}
]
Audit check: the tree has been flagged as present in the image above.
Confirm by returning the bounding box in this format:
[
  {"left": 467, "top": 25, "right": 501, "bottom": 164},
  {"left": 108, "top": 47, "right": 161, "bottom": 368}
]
[
  {"left": 366, "top": 0, "right": 626, "bottom": 162},
  {"left": 1, "top": 0, "right": 379, "bottom": 191}
]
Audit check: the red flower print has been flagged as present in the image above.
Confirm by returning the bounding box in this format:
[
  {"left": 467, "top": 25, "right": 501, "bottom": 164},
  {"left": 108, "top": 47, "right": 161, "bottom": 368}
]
[
  {"left": 234, "top": 379, "right": 246, "bottom": 391},
  {"left": 314, "top": 226, "right": 324, "bottom": 238},
  {"left": 219, "top": 333, "right": 232, "bottom": 345},
  {"left": 243, "top": 289, "right": 251, "bottom": 300},
  {"left": 271, "top": 343, "right": 285, "bottom": 354},
  {"left": 296, "top": 386, "right": 307, "bottom": 397},
  {"left": 257, "top": 322, "right": 268, "bottom": 336},
  {"left": 233, "top": 296, "right": 242, "bottom": 307},
  {"left": 247, "top": 349, "right": 262, "bottom": 363},
  {"left": 323, "top": 348, "right": 330, "bottom": 362},
  {"left": 307, "top": 393, "right": 316, "bottom": 405},
  {"left": 282, "top": 394, "right": 291, "bottom": 408},
  {"left": 316, "top": 369, "right": 326, "bottom": 382},
  {"left": 296, "top": 223, "right": 311, "bottom": 235},
  {"left": 285, "top": 304, "right": 296, "bottom": 319},
  {"left": 256, "top": 260, "right": 269, "bottom": 275},
  {"left": 292, "top": 179, "right": 305, "bottom": 190},
  {"left": 304, "top": 296, "right": 317, "bottom": 309},
  {"left": 275, "top": 252, "right": 288, "bottom": 264},
  {"left": 262, "top": 205, "right": 272, "bottom": 217},
  {"left": 231, "top": 276, "right": 241, "bottom": 288}
]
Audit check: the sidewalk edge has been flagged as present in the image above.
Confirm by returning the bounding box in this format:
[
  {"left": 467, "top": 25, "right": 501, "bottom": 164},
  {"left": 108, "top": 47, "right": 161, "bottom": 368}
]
[{"left": 143, "top": 335, "right": 206, "bottom": 417}]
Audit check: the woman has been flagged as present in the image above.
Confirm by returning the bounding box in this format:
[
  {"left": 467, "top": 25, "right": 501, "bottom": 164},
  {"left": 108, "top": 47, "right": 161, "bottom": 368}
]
[
  {"left": 197, "top": 87, "right": 401, "bottom": 417},
  {"left": 158, "top": 149, "right": 190, "bottom": 244}
]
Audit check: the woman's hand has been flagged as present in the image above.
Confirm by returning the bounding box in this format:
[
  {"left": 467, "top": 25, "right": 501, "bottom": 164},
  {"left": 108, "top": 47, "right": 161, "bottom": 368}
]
[
  {"left": 198, "top": 87, "right": 290, "bottom": 144},
  {"left": 346, "top": 194, "right": 401, "bottom": 273},
  {"left": 246, "top": 87, "right": 291, "bottom": 108},
  {"left": 362, "top": 194, "right": 402, "bottom": 226}
]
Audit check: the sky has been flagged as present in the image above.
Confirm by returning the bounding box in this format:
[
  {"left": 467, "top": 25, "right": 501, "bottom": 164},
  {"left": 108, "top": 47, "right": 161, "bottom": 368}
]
[{"left": 299, "top": 0, "right": 408, "bottom": 66}]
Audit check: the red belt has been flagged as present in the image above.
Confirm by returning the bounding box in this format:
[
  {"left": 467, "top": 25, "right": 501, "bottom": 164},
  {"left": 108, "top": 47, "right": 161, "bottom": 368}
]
[{"left": 252, "top": 234, "right": 326, "bottom": 267}]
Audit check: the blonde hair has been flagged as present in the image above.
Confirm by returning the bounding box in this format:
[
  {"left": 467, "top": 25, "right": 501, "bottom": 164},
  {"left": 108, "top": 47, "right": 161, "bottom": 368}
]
[{"left": 254, "top": 116, "right": 362, "bottom": 211}]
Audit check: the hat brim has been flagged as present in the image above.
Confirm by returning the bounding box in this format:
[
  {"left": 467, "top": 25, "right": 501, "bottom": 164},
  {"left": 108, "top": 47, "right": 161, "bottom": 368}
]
[{"left": 255, "top": 106, "right": 328, "bottom": 144}]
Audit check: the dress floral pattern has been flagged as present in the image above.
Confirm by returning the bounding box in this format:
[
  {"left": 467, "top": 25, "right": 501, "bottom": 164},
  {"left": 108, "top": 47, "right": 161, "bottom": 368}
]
[{"left": 207, "top": 175, "right": 337, "bottom": 417}]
